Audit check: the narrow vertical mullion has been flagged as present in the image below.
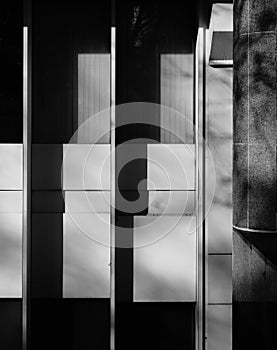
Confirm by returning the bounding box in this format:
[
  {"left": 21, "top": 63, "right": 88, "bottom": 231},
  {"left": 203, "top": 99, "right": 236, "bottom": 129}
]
[
  {"left": 110, "top": 25, "right": 116, "bottom": 350},
  {"left": 23, "top": 25, "right": 31, "bottom": 350},
  {"left": 195, "top": 27, "right": 207, "bottom": 350}
]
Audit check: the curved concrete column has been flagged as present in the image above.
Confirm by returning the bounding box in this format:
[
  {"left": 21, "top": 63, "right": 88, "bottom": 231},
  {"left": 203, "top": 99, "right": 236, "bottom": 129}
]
[{"left": 233, "top": 1, "right": 277, "bottom": 348}]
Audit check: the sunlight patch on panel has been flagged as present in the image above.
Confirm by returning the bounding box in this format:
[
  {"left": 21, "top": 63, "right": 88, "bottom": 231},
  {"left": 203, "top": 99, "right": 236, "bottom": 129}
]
[{"left": 134, "top": 216, "right": 196, "bottom": 302}]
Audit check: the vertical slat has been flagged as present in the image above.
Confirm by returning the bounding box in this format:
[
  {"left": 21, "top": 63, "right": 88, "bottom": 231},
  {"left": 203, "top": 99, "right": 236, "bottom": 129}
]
[
  {"left": 22, "top": 25, "right": 31, "bottom": 350},
  {"left": 110, "top": 26, "right": 116, "bottom": 350}
]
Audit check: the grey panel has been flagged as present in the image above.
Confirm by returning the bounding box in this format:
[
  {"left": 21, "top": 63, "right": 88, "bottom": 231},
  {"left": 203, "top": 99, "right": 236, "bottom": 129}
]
[
  {"left": 160, "top": 54, "right": 194, "bottom": 144},
  {"left": 134, "top": 216, "right": 196, "bottom": 302},
  {"left": 77, "top": 54, "right": 110, "bottom": 144},
  {"left": 147, "top": 144, "right": 195, "bottom": 190},
  {"left": 208, "top": 204, "right": 232, "bottom": 254},
  {"left": 63, "top": 144, "right": 110, "bottom": 190},
  {"left": 207, "top": 305, "right": 232, "bottom": 350},
  {"left": 0, "top": 214, "right": 22, "bottom": 297},
  {"left": 208, "top": 255, "right": 232, "bottom": 304},
  {"left": 0, "top": 145, "right": 22, "bottom": 190},
  {"left": 63, "top": 214, "right": 110, "bottom": 298}
]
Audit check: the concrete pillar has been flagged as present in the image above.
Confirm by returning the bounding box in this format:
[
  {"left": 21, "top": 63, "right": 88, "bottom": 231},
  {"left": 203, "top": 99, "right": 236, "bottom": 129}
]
[{"left": 233, "top": 0, "right": 277, "bottom": 348}]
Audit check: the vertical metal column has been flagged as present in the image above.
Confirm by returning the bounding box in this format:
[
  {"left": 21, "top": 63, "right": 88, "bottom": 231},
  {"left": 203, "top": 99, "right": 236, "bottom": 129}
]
[
  {"left": 195, "top": 27, "right": 207, "bottom": 350},
  {"left": 110, "top": 26, "right": 116, "bottom": 350},
  {"left": 23, "top": 25, "right": 31, "bottom": 350}
]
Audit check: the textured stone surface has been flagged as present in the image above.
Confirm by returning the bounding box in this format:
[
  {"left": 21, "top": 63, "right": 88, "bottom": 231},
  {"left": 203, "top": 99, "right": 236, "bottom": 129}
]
[
  {"left": 249, "top": 33, "right": 276, "bottom": 144},
  {"left": 233, "top": 302, "right": 277, "bottom": 350},
  {"left": 233, "top": 230, "right": 265, "bottom": 302},
  {"left": 249, "top": 144, "right": 276, "bottom": 230},
  {"left": 233, "top": 35, "right": 249, "bottom": 144},
  {"left": 234, "top": 230, "right": 277, "bottom": 302},
  {"left": 234, "top": 0, "right": 249, "bottom": 37},
  {"left": 233, "top": 0, "right": 277, "bottom": 345},
  {"left": 233, "top": 144, "right": 248, "bottom": 227},
  {"left": 249, "top": 0, "right": 277, "bottom": 33}
]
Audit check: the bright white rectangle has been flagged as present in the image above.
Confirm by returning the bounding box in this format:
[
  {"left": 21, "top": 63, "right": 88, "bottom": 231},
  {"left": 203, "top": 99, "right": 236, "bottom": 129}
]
[
  {"left": 147, "top": 144, "right": 195, "bottom": 190},
  {"left": 134, "top": 216, "right": 196, "bottom": 301},
  {"left": 63, "top": 144, "right": 110, "bottom": 190},
  {"left": 65, "top": 191, "right": 110, "bottom": 213},
  {"left": 63, "top": 213, "right": 110, "bottom": 298},
  {"left": 148, "top": 191, "right": 195, "bottom": 214},
  {"left": 0, "top": 192, "right": 22, "bottom": 212},
  {"left": 0, "top": 214, "right": 22, "bottom": 297},
  {"left": 207, "top": 305, "right": 232, "bottom": 350},
  {"left": 0, "top": 144, "right": 23, "bottom": 190}
]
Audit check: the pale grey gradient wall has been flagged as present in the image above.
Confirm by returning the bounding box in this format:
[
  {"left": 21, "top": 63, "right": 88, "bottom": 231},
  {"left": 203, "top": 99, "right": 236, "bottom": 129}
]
[{"left": 206, "top": 41, "right": 233, "bottom": 350}]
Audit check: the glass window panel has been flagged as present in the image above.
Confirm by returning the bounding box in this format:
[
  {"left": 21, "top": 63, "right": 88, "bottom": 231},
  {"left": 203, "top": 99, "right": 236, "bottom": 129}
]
[
  {"left": 134, "top": 216, "right": 196, "bottom": 301},
  {"left": 63, "top": 214, "right": 110, "bottom": 298},
  {"left": 147, "top": 144, "right": 195, "bottom": 190},
  {"left": 0, "top": 214, "right": 22, "bottom": 297}
]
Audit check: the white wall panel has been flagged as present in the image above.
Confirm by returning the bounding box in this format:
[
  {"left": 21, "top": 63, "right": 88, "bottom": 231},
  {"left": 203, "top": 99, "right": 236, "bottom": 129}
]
[
  {"left": 63, "top": 214, "right": 110, "bottom": 298},
  {"left": 0, "top": 145, "right": 22, "bottom": 190},
  {"left": 63, "top": 144, "right": 110, "bottom": 190},
  {"left": 147, "top": 144, "right": 195, "bottom": 190},
  {"left": 0, "top": 192, "right": 22, "bottom": 213},
  {"left": 65, "top": 191, "right": 110, "bottom": 213},
  {"left": 134, "top": 216, "right": 196, "bottom": 301},
  {"left": 148, "top": 190, "right": 195, "bottom": 214}
]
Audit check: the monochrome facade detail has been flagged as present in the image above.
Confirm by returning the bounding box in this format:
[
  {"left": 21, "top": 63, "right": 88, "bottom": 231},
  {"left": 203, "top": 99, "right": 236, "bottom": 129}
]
[{"left": 0, "top": 1, "right": 276, "bottom": 350}]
